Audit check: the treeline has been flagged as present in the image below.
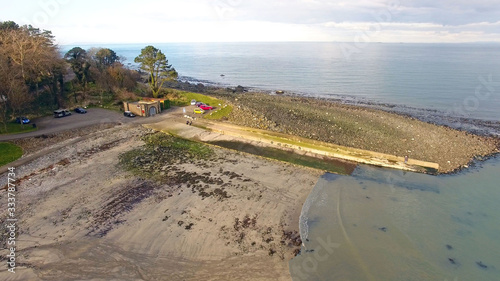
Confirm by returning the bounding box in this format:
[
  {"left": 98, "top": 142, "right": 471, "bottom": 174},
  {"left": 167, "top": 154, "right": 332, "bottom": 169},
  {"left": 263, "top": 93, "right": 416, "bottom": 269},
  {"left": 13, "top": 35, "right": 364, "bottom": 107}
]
[
  {"left": 64, "top": 46, "right": 140, "bottom": 104},
  {"left": 0, "top": 21, "right": 143, "bottom": 132},
  {"left": 0, "top": 21, "right": 63, "bottom": 130}
]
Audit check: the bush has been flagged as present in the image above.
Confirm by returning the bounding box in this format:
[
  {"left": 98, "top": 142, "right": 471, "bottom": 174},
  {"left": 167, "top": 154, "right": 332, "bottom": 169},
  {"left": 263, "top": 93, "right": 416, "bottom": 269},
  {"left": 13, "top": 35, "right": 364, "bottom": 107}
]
[{"left": 115, "top": 88, "right": 138, "bottom": 101}]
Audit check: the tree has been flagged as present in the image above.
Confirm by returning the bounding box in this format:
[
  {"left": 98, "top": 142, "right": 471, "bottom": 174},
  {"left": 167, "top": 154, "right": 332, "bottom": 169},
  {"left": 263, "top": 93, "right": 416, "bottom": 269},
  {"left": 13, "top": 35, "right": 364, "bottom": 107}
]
[
  {"left": 107, "top": 62, "right": 139, "bottom": 91},
  {"left": 7, "top": 80, "right": 31, "bottom": 123},
  {"left": 134, "top": 45, "right": 177, "bottom": 98},
  {"left": 72, "top": 47, "right": 139, "bottom": 100},
  {"left": 0, "top": 95, "right": 7, "bottom": 132},
  {"left": 0, "top": 61, "right": 29, "bottom": 130},
  {"left": 64, "top": 47, "right": 91, "bottom": 92},
  {"left": 0, "top": 21, "right": 19, "bottom": 30},
  {"left": 95, "top": 48, "right": 118, "bottom": 68},
  {"left": 1, "top": 23, "right": 60, "bottom": 92},
  {"left": 0, "top": 21, "right": 63, "bottom": 128}
]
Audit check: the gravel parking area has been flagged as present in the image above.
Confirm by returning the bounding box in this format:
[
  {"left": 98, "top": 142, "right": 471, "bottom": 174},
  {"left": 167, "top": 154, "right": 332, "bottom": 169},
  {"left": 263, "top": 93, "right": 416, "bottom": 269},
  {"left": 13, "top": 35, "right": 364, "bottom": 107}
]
[{"left": 0, "top": 108, "right": 141, "bottom": 141}]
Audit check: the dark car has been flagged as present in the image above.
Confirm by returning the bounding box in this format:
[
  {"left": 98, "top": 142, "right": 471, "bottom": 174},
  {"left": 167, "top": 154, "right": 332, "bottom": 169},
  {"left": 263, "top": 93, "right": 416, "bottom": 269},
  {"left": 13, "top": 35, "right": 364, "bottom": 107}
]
[
  {"left": 195, "top": 102, "right": 205, "bottom": 107},
  {"left": 15, "top": 117, "right": 30, "bottom": 124},
  {"left": 124, "top": 111, "right": 136, "bottom": 117},
  {"left": 74, "top": 107, "right": 87, "bottom": 114}
]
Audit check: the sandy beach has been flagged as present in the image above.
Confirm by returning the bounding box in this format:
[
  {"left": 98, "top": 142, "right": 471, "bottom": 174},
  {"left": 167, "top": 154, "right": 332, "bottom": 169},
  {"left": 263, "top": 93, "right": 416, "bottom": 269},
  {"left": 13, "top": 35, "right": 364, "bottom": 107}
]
[
  {"left": 1, "top": 87, "right": 498, "bottom": 280},
  {"left": 0, "top": 123, "right": 320, "bottom": 280}
]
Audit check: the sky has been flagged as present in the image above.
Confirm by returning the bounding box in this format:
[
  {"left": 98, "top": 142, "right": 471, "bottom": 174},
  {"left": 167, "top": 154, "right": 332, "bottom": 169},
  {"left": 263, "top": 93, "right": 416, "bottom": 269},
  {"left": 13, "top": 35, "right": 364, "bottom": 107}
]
[{"left": 1, "top": 0, "right": 500, "bottom": 44}]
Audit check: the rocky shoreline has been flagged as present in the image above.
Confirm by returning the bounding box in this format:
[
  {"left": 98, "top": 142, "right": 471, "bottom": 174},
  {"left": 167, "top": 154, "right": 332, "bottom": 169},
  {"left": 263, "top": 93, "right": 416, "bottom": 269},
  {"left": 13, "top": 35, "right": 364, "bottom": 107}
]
[
  {"left": 166, "top": 79, "right": 500, "bottom": 136},
  {"left": 224, "top": 93, "right": 499, "bottom": 174},
  {"left": 163, "top": 80, "right": 500, "bottom": 174}
]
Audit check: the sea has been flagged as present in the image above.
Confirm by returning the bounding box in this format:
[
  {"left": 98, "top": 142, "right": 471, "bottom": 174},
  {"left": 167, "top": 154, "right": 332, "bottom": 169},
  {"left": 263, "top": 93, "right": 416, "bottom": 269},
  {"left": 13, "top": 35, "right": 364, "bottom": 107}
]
[{"left": 61, "top": 42, "right": 500, "bottom": 280}]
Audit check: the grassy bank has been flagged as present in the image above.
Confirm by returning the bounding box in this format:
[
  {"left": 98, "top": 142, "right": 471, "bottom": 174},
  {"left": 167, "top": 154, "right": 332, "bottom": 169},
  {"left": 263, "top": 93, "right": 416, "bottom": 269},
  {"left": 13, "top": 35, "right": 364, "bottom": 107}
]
[
  {"left": 164, "top": 89, "right": 233, "bottom": 120},
  {"left": 0, "top": 123, "right": 37, "bottom": 135},
  {"left": 208, "top": 140, "right": 356, "bottom": 175},
  {"left": 0, "top": 142, "right": 23, "bottom": 166}
]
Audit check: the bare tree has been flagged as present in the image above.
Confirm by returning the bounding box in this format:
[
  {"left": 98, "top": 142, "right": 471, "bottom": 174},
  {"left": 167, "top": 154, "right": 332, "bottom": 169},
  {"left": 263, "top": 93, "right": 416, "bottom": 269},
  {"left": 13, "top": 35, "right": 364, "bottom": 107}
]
[
  {"left": 0, "top": 21, "right": 62, "bottom": 131},
  {"left": 1, "top": 24, "right": 60, "bottom": 92},
  {"left": 0, "top": 59, "right": 29, "bottom": 130},
  {"left": 0, "top": 95, "right": 8, "bottom": 132},
  {"left": 7, "top": 80, "right": 31, "bottom": 122}
]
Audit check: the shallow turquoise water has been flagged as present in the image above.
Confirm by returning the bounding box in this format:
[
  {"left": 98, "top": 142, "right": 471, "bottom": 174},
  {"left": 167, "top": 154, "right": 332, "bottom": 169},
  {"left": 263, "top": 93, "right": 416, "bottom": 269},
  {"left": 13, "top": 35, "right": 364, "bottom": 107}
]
[{"left": 290, "top": 156, "right": 500, "bottom": 281}]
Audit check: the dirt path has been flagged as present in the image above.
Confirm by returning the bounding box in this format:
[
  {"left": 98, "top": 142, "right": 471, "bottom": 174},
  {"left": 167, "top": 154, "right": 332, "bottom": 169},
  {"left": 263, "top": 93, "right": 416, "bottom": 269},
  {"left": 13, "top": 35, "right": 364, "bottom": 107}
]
[
  {"left": 2, "top": 105, "right": 438, "bottom": 175},
  {"left": 0, "top": 108, "right": 179, "bottom": 174}
]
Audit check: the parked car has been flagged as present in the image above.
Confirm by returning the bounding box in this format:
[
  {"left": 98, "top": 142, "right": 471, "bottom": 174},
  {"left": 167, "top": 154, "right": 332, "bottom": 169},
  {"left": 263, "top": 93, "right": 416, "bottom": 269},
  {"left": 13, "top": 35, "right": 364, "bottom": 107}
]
[
  {"left": 199, "top": 104, "right": 213, "bottom": 111},
  {"left": 190, "top": 99, "right": 197, "bottom": 105},
  {"left": 54, "top": 109, "right": 71, "bottom": 118},
  {"left": 74, "top": 107, "right": 87, "bottom": 114},
  {"left": 195, "top": 102, "right": 205, "bottom": 107},
  {"left": 194, "top": 108, "right": 204, "bottom": 114},
  {"left": 124, "top": 111, "right": 136, "bottom": 117},
  {"left": 15, "top": 117, "right": 30, "bottom": 124}
]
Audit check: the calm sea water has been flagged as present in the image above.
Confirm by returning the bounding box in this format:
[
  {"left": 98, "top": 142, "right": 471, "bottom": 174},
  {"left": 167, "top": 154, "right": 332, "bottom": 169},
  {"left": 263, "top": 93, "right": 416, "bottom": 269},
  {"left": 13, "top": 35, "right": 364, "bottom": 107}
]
[
  {"left": 61, "top": 43, "right": 500, "bottom": 280},
  {"left": 291, "top": 157, "right": 500, "bottom": 281},
  {"left": 62, "top": 42, "right": 500, "bottom": 132}
]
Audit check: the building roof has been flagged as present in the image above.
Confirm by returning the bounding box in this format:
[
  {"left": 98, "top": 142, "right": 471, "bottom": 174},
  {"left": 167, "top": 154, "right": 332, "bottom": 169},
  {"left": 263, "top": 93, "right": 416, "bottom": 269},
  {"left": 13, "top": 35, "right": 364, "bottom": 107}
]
[
  {"left": 126, "top": 100, "right": 159, "bottom": 105},
  {"left": 142, "top": 98, "right": 168, "bottom": 102}
]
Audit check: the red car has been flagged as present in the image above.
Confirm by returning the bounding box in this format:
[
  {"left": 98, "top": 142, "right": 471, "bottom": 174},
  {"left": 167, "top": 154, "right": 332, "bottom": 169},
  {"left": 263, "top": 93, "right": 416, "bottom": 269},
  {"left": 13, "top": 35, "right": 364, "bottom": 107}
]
[{"left": 199, "top": 104, "right": 213, "bottom": 111}]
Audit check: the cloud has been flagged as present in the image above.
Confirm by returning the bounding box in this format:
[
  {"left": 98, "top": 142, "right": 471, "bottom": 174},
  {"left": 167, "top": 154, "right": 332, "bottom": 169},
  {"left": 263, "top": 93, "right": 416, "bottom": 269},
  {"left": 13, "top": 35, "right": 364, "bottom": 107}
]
[
  {"left": 317, "top": 20, "right": 500, "bottom": 43},
  {"left": 216, "top": 0, "right": 500, "bottom": 26},
  {"left": 2, "top": 0, "right": 500, "bottom": 43}
]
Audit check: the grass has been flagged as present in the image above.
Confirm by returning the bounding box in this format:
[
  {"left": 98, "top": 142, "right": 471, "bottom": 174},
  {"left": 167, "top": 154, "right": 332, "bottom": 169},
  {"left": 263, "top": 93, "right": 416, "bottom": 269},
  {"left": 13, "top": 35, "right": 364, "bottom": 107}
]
[
  {"left": 0, "top": 122, "right": 37, "bottom": 135},
  {"left": 164, "top": 89, "right": 233, "bottom": 120},
  {"left": 143, "top": 133, "right": 212, "bottom": 159},
  {"left": 166, "top": 89, "right": 219, "bottom": 107},
  {"left": 119, "top": 133, "right": 213, "bottom": 181},
  {"left": 208, "top": 140, "right": 356, "bottom": 175},
  {"left": 204, "top": 104, "right": 234, "bottom": 120},
  {"left": 0, "top": 142, "right": 23, "bottom": 166}
]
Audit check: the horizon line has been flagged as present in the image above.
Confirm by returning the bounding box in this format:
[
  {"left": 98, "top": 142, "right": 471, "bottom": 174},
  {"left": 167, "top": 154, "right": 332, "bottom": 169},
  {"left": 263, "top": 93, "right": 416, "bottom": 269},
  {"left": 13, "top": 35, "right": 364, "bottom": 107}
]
[{"left": 58, "top": 40, "right": 500, "bottom": 46}]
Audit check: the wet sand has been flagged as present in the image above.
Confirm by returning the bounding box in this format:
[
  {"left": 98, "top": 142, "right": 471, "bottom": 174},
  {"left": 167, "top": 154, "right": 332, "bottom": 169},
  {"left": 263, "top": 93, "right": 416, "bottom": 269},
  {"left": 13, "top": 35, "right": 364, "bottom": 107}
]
[
  {"left": 1, "top": 86, "right": 498, "bottom": 280},
  {"left": 0, "top": 124, "right": 320, "bottom": 280}
]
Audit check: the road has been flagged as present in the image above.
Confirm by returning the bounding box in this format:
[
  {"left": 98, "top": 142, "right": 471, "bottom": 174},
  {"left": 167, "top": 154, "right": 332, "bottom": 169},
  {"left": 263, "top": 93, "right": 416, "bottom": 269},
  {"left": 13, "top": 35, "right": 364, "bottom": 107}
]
[
  {"left": 0, "top": 108, "right": 153, "bottom": 141},
  {"left": 1, "top": 105, "right": 438, "bottom": 174},
  {"left": 0, "top": 107, "right": 174, "bottom": 174}
]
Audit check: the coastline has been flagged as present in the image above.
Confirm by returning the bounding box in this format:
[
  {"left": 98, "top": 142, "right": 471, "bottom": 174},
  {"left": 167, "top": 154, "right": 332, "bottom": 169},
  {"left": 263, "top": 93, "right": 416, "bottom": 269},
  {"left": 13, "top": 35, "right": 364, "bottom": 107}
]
[
  {"left": 164, "top": 80, "right": 500, "bottom": 174},
  {"left": 1, "top": 79, "right": 499, "bottom": 279},
  {"left": 173, "top": 76, "right": 500, "bottom": 137}
]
